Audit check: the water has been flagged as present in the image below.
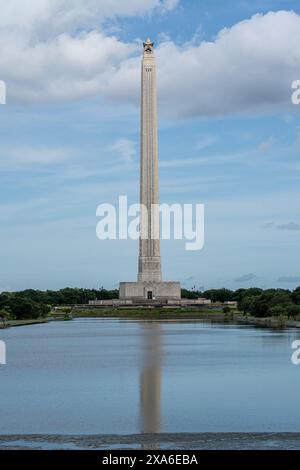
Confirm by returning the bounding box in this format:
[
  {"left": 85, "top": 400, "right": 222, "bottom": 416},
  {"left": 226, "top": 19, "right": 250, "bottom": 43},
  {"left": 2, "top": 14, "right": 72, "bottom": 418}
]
[{"left": 0, "top": 318, "right": 299, "bottom": 438}]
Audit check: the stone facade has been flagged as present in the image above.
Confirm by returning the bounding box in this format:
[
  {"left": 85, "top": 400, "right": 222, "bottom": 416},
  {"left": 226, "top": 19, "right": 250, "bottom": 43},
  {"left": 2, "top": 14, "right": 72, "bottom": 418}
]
[
  {"left": 119, "top": 282, "right": 181, "bottom": 301},
  {"left": 138, "top": 38, "right": 162, "bottom": 283},
  {"left": 88, "top": 297, "right": 211, "bottom": 307}
]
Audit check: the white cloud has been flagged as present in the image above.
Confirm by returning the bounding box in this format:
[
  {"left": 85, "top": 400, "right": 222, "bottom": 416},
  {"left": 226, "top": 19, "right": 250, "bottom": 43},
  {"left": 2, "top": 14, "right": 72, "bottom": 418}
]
[
  {"left": 155, "top": 10, "right": 300, "bottom": 117},
  {"left": 109, "top": 139, "right": 136, "bottom": 163},
  {"left": 160, "top": 0, "right": 180, "bottom": 13},
  {"left": 1, "top": 8, "right": 300, "bottom": 118},
  {"left": 196, "top": 135, "right": 218, "bottom": 150},
  {"left": 160, "top": 150, "right": 251, "bottom": 168},
  {"left": 2, "top": 31, "right": 138, "bottom": 103},
  {"left": 0, "top": 0, "right": 178, "bottom": 102},
  {"left": 259, "top": 137, "right": 274, "bottom": 152},
  {"left": 0, "top": 146, "right": 72, "bottom": 165},
  {"left": 0, "top": 1, "right": 176, "bottom": 34}
]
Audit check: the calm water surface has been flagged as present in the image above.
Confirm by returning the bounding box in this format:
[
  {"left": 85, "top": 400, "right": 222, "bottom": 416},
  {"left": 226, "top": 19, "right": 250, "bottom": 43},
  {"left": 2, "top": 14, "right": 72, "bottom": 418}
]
[{"left": 0, "top": 318, "right": 299, "bottom": 435}]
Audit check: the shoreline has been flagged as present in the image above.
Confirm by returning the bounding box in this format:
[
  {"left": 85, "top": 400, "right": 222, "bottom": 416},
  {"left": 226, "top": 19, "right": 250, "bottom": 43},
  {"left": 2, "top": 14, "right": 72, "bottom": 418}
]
[
  {"left": 1, "top": 310, "right": 300, "bottom": 330},
  {"left": 0, "top": 432, "right": 300, "bottom": 450},
  {"left": 0, "top": 318, "right": 48, "bottom": 329},
  {"left": 70, "top": 309, "right": 300, "bottom": 329}
]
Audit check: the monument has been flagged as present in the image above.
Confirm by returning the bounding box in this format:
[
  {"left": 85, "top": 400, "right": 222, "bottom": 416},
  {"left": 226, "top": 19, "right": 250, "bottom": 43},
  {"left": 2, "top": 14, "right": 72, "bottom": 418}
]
[{"left": 119, "top": 39, "right": 181, "bottom": 302}]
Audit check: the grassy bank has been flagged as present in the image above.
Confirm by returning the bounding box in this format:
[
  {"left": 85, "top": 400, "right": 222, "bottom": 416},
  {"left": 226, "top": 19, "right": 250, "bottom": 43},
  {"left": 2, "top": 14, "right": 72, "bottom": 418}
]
[
  {"left": 71, "top": 307, "right": 225, "bottom": 321},
  {"left": 2, "top": 309, "right": 300, "bottom": 329},
  {"left": 70, "top": 308, "right": 300, "bottom": 328},
  {"left": 0, "top": 318, "right": 48, "bottom": 329}
]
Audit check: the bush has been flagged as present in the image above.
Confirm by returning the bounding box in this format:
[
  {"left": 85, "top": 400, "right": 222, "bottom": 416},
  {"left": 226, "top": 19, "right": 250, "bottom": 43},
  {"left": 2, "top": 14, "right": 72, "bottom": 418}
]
[
  {"left": 0, "top": 308, "right": 11, "bottom": 324},
  {"left": 63, "top": 312, "right": 72, "bottom": 321},
  {"left": 277, "top": 314, "right": 289, "bottom": 328},
  {"left": 223, "top": 306, "right": 231, "bottom": 314},
  {"left": 60, "top": 307, "right": 72, "bottom": 314}
]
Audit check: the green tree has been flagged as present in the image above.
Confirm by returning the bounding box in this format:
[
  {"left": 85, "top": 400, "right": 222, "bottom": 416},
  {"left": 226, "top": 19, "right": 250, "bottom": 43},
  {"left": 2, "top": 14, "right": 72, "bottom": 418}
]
[
  {"left": 268, "top": 305, "right": 288, "bottom": 317},
  {"left": 238, "top": 295, "right": 258, "bottom": 315},
  {"left": 292, "top": 287, "right": 300, "bottom": 305},
  {"left": 181, "top": 289, "right": 202, "bottom": 299},
  {"left": 8, "top": 298, "right": 41, "bottom": 320},
  {"left": 285, "top": 304, "right": 300, "bottom": 318},
  {"left": 0, "top": 308, "right": 11, "bottom": 327},
  {"left": 248, "top": 289, "right": 291, "bottom": 318},
  {"left": 203, "top": 289, "right": 234, "bottom": 303}
]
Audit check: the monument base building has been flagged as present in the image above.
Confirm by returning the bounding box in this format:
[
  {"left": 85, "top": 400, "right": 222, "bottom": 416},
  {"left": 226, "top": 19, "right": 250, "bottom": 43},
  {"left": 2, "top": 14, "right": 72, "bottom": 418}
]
[{"left": 119, "top": 281, "right": 181, "bottom": 302}]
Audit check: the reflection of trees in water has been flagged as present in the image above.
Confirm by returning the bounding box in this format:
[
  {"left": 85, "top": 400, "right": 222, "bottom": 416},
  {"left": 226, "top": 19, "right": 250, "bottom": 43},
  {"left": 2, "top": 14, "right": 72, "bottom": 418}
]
[{"left": 140, "top": 322, "right": 162, "bottom": 449}]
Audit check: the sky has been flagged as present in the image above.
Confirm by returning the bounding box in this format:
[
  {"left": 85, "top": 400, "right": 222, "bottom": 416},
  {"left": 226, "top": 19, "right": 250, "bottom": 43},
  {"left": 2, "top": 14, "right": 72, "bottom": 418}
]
[{"left": 0, "top": 0, "right": 300, "bottom": 292}]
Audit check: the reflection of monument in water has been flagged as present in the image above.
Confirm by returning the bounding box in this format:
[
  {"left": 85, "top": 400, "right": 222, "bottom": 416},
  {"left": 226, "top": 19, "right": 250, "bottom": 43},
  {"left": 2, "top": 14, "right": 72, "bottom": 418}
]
[
  {"left": 140, "top": 323, "right": 162, "bottom": 447},
  {"left": 119, "top": 38, "right": 181, "bottom": 302}
]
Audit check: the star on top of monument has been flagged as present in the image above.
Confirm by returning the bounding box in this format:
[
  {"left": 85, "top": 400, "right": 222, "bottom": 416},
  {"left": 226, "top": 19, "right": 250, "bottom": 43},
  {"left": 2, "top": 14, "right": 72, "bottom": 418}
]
[{"left": 143, "top": 37, "right": 154, "bottom": 53}]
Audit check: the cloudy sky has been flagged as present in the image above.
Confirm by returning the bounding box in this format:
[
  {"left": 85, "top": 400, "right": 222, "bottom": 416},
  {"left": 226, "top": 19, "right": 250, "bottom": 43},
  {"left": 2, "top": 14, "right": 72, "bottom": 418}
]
[{"left": 0, "top": 0, "right": 300, "bottom": 291}]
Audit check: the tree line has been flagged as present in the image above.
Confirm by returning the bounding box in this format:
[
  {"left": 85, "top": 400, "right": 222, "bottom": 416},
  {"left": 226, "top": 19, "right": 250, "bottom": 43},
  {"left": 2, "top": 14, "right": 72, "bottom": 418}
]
[
  {"left": 0, "top": 286, "right": 300, "bottom": 320},
  {"left": 183, "top": 287, "right": 300, "bottom": 317},
  {"left": 0, "top": 288, "right": 118, "bottom": 321}
]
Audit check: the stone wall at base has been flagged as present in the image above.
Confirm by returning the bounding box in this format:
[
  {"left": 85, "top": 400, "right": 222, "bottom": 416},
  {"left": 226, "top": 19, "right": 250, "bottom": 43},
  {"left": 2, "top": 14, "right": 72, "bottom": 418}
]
[
  {"left": 87, "top": 297, "right": 212, "bottom": 307},
  {"left": 119, "top": 281, "right": 181, "bottom": 301}
]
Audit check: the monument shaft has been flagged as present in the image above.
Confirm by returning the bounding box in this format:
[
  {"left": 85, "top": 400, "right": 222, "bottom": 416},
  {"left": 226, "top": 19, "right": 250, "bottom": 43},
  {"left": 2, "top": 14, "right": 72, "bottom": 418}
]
[
  {"left": 138, "top": 39, "right": 162, "bottom": 282},
  {"left": 119, "top": 39, "right": 181, "bottom": 302}
]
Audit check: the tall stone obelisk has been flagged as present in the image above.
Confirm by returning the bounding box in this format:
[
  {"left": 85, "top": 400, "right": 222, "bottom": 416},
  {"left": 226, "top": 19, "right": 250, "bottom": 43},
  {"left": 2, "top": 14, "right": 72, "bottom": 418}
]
[
  {"left": 138, "top": 38, "right": 162, "bottom": 283},
  {"left": 119, "top": 39, "right": 181, "bottom": 302}
]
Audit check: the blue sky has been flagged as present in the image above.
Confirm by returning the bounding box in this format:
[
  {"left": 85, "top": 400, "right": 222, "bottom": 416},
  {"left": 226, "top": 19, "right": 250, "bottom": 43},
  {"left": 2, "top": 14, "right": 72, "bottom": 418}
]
[{"left": 0, "top": 0, "right": 300, "bottom": 291}]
